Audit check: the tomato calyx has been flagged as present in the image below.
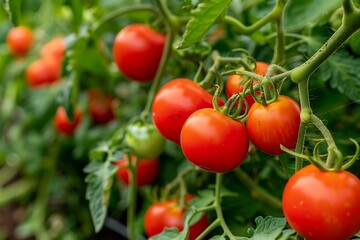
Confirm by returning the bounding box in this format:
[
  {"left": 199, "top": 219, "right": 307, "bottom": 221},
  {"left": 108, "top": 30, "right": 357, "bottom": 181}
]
[{"left": 281, "top": 138, "right": 360, "bottom": 172}]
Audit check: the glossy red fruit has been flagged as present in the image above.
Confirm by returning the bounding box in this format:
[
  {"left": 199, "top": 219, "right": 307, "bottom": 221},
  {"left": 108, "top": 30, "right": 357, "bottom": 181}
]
[
  {"left": 40, "top": 37, "right": 67, "bottom": 63},
  {"left": 115, "top": 155, "right": 160, "bottom": 187},
  {"left": 25, "top": 57, "right": 61, "bottom": 88},
  {"left": 87, "top": 89, "right": 115, "bottom": 124},
  {"left": 246, "top": 95, "right": 300, "bottom": 155},
  {"left": 6, "top": 26, "right": 34, "bottom": 55},
  {"left": 181, "top": 108, "right": 249, "bottom": 173},
  {"left": 54, "top": 106, "right": 82, "bottom": 135},
  {"left": 152, "top": 78, "right": 221, "bottom": 145},
  {"left": 283, "top": 164, "right": 360, "bottom": 240},
  {"left": 113, "top": 24, "right": 166, "bottom": 82}
]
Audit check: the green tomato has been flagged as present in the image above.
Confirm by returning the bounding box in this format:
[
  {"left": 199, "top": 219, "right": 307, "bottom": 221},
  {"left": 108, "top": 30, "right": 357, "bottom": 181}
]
[{"left": 125, "top": 122, "right": 166, "bottom": 159}]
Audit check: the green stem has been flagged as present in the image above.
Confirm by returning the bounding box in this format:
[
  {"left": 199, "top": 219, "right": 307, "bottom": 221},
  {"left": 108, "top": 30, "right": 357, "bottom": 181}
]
[
  {"left": 142, "top": 2, "right": 176, "bottom": 116},
  {"left": 127, "top": 155, "right": 139, "bottom": 240},
  {"left": 195, "top": 218, "right": 222, "bottom": 240},
  {"left": 272, "top": 0, "right": 286, "bottom": 64},
  {"left": 0, "top": 165, "right": 18, "bottom": 186},
  {"left": 294, "top": 122, "right": 306, "bottom": 172},
  {"left": 0, "top": 179, "right": 36, "bottom": 208},
  {"left": 214, "top": 173, "right": 237, "bottom": 239},
  {"left": 233, "top": 169, "right": 282, "bottom": 209},
  {"left": 291, "top": 2, "right": 360, "bottom": 83},
  {"left": 223, "top": 0, "right": 283, "bottom": 35}
]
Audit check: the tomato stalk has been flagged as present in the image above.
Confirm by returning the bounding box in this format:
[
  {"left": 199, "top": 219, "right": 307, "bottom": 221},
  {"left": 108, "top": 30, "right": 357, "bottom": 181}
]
[{"left": 272, "top": 0, "right": 287, "bottom": 64}]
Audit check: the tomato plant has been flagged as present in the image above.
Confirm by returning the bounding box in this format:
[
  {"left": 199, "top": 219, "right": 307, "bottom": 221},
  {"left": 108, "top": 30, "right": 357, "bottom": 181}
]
[
  {"left": 282, "top": 164, "right": 360, "bottom": 240},
  {"left": 87, "top": 89, "right": 115, "bottom": 124},
  {"left": 144, "top": 197, "right": 208, "bottom": 240},
  {"left": 124, "top": 121, "right": 165, "bottom": 159},
  {"left": 245, "top": 95, "right": 300, "bottom": 155},
  {"left": 53, "top": 106, "right": 82, "bottom": 135},
  {"left": 6, "top": 26, "right": 33, "bottom": 56},
  {"left": 40, "top": 37, "right": 67, "bottom": 63},
  {"left": 152, "top": 78, "right": 220, "bottom": 145},
  {"left": 115, "top": 156, "right": 160, "bottom": 187},
  {"left": 225, "top": 62, "right": 269, "bottom": 112},
  {"left": 112, "top": 24, "right": 166, "bottom": 82}
]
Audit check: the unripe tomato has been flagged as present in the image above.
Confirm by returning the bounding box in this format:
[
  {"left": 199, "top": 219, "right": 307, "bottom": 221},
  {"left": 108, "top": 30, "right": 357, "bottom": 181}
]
[
  {"left": 6, "top": 26, "right": 33, "bottom": 56},
  {"left": 112, "top": 24, "right": 166, "bottom": 82},
  {"left": 181, "top": 108, "right": 249, "bottom": 173},
  {"left": 246, "top": 95, "right": 300, "bottom": 155},
  {"left": 144, "top": 196, "right": 208, "bottom": 240},
  {"left": 40, "top": 37, "right": 67, "bottom": 63},
  {"left": 225, "top": 62, "right": 269, "bottom": 112},
  {"left": 87, "top": 89, "right": 115, "bottom": 124},
  {"left": 25, "top": 57, "right": 61, "bottom": 88},
  {"left": 282, "top": 164, "right": 360, "bottom": 240},
  {"left": 124, "top": 122, "right": 166, "bottom": 159},
  {"left": 152, "top": 78, "right": 221, "bottom": 145},
  {"left": 54, "top": 106, "right": 82, "bottom": 135},
  {"left": 115, "top": 155, "right": 159, "bottom": 187}
]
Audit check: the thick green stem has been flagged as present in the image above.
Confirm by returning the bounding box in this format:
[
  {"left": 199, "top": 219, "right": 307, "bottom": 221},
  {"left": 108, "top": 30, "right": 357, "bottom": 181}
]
[
  {"left": 195, "top": 218, "right": 221, "bottom": 240},
  {"left": 272, "top": 0, "right": 286, "bottom": 64},
  {"left": 233, "top": 169, "right": 282, "bottom": 209},
  {"left": 127, "top": 156, "right": 139, "bottom": 240},
  {"left": 294, "top": 122, "right": 306, "bottom": 171},
  {"left": 142, "top": 2, "right": 176, "bottom": 116}
]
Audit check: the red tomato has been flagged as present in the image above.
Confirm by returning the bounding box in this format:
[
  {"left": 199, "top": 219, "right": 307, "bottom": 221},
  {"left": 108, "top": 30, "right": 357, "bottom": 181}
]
[
  {"left": 6, "top": 26, "right": 33, "bottom": 55},
  {"left": 112, "top": 24, "right": 166, "bottom": 82},
  {"left": 282, "top": 164, "right": 360, "bottom": 240},
  {"left": 144, "top": 197, "right": 208, "bottom": 239},
  {"left": 245, "top": 95, "right": 300, "bottom": 155},
  {"left": 25, "top": 57, "right": 61, "bottom": 88},
  {"left": 115, "top": 156, "right": 159, "bottom": 187},
  {"left": 87, "top": 89, "right": 115, "bottom": 124},
  {"left": 40, "top": 37, "right": 67, "bottom": 63},
  {"left": 53, "top": 106, "right": 82, "bottom": 135},
  {"left": 181, "top": 108, "right": 249, "bottom": 173},
  {"left": 152, "top": 78, "right": 221, "bottom": 145},
  {"left": 225, "top": 62, "right": 269, "bottom": 112}
]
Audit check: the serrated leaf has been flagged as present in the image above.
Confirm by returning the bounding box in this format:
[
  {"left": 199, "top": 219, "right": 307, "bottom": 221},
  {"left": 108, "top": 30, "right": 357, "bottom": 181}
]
[
  {"left": 3, "top": 0, "right": 21, "bottom": 26},
  {"left": 284, "top": 0, "right": 342, "bottom": 30},
  {"left": 84, "top": 158, "right": 118, "bottom": 232},
  {"left": 177, "top": 0, "right": 232, "bottom": 49},
  {"left": 250, "top": 216, "right": 287, "bottom": 240},
  {"left": 277, "top": 229, "right": 296, "bottom": 240},
  {"left": 319, "top": 51, "right": 360, "bottom": 102},
  {"left": 149, "top": 228, "right": 183, "bottom": 240}
]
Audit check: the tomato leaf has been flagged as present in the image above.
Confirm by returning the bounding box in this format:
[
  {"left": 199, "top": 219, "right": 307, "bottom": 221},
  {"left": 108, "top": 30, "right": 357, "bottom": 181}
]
[
  {"left": 84, "top": 149, "right": 118, "bottom": 233},
  {"left": 3, "top": 0, "right": 21, "bottom": 26},
  {"left": 284, "top": 0, "right": 342, "bottom": 30},
  {"left": 246, "top": 216, "right": 287, "bottom": 240},
  {"left": 149, "top": 228, "right": 183, "bottom": 240},
  {"left": 177, "top": 0, "right": 231, "bottom": 49}
]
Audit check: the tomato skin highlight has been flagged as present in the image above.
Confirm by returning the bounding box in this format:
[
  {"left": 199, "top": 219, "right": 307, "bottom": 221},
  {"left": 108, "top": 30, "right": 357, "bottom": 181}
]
[
  {"left": 112, "top": 24, "right": 166, "bottom": 82},
  {"left": 282, "top": 164, "right": 360, "bottom": 240},
  {"left": 181, "top": 108, "right": 249, "bottom": 173},
  {"left": 245, "top": 95, "right": 300, "bottom": 155},
  {"left": 152, "top": 78, "right": 220, "bottom": 145},
  {"left": 53, "top": 107, "right": 82, "bottom": 135},
  {"left": 6, "top": 26, "right": 33, "bottom": 55},
  {"left": 225, "top": 62, "right": 269, "bottom": 112},
  {"left": 115, "top": 156, "right": 159, "bottom": 187},
  {"left": 144, "top": 197, "right": 208, "bottom": 240}
]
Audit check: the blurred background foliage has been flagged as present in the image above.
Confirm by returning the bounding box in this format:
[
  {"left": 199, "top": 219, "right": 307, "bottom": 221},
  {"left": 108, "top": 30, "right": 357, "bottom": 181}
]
[{"left": 0, "top": 0, "right": 359, "bottom": 239}]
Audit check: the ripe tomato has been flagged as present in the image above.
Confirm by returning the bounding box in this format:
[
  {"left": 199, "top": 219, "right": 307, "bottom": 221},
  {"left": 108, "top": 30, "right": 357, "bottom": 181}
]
[
  {"left": 124, "top": 122, "right": 165, "bottom": 159},
  {"left": 181, "top": 108, "right": 249, "bottom": 173},
  {"left": 87, "top": 89, "right": 115, "bottom": 124},
  {"left": 53, "top": 106, "right": 82, "bottom": 135},
  {"left": 144, "top": 197, "right": 208, "bottom": 239},
  {"left": 152, "top": 78, "right": 221, "bottom": 145},
  {"left": 40, "top": 37, "right": 67, "bottom": 63},
  {"left": 115, "top": 156, "right": 159, "bottom": 187},
  {"left": 225, "top": 62, "right": 269, "bottom": 112},
  {"left": 245, "top": 95, "right": 300, "bottom": 155},
  {"left": 6, "top": 26, "right": 33, "bottom": 56},
  {"left": 25, "top": 57, "right": 61, "bottom": 88},
  {"left": 112, "top": 24, "right": 166, "bottom": 82},
  {"left": 282, "top": 164, "right": 360, "bottom": 240}
]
